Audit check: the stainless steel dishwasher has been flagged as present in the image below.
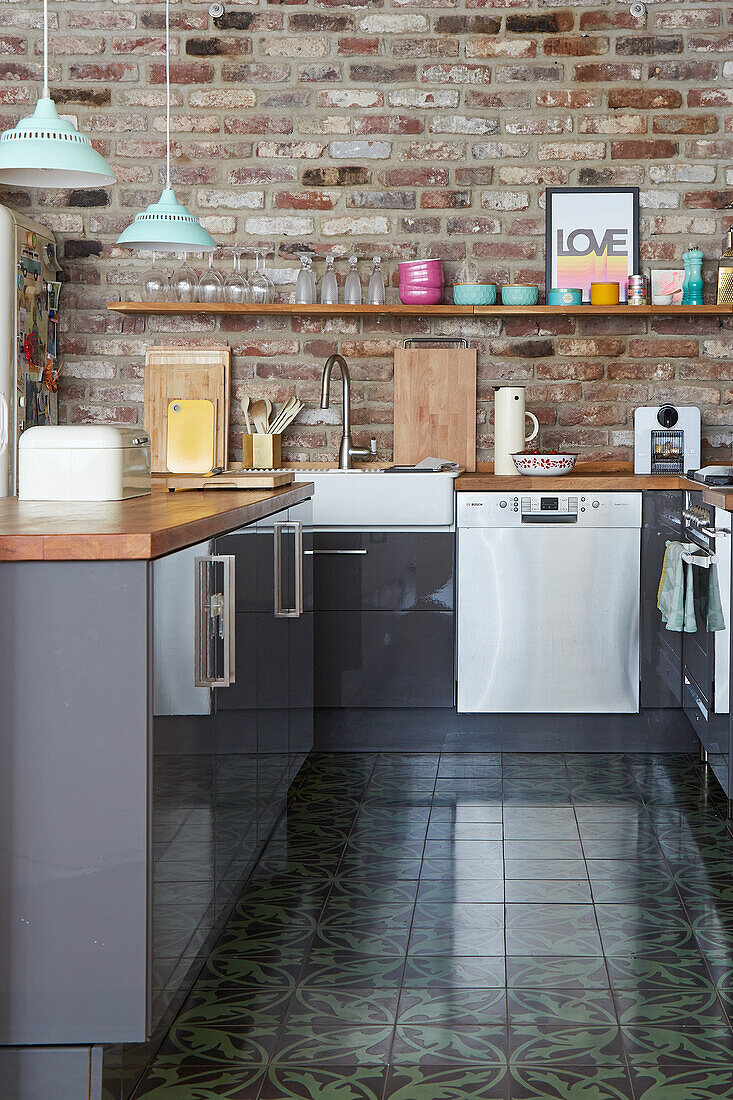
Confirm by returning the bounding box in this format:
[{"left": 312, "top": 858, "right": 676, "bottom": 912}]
[{"left": 457, "top": 491, "right": 642, "bottom": 713}]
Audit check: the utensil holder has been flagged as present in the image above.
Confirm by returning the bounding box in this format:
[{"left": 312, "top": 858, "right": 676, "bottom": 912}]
[{"left": 242, "top": 433, "right": 282, "bottom": 469}]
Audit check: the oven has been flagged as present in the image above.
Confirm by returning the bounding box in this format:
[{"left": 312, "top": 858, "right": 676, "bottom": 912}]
[{"left": 682, "top": 490, "right": 731, "bottom": 763}]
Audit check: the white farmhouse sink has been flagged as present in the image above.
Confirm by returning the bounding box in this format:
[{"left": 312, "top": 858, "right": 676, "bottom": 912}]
[{"left": 291, "top": 469, "right": 457, "bottom": 528}]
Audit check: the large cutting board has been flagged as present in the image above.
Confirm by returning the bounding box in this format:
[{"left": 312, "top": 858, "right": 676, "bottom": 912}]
[
  {"left": 144, "top": 345, "right": 230, "bottom": 472},
  {"left": 393, "top": 347, "right": 477, "bottom": 471}
]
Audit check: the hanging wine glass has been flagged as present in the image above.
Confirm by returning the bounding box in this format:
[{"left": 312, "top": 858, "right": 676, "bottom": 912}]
[
  {"left": 260, "top": 247, "right": 275, "bottom": 304},
  {"left": 141, "top": 251, "right": 169, "bottom": 301},
  {"left": 171, "top": 252, "right": 198, "bottom": 303},
  {"left": 249, "top": 248, "right": 271, "bottom": 305},
  {"left": 223, "top": 248, "right": 249, "bottom": 305},
  {"left": 197, "top": 252, "right": 223, "bottom": 304}
]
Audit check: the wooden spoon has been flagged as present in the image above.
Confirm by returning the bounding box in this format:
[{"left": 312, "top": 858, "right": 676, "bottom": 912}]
[
  {"left": 249, "top": 398, "right": 269, "bottom": 434},
  {"left": 239, "top": 395, "right": 253, "bottom": 435}
]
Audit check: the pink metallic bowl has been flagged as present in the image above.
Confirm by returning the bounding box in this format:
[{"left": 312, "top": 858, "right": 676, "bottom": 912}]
[
  {"left": 398, "top": 260, "right": 444, "bottom": 286},
  {"left": 399, "top": 284, "right": 443, "bottom": 305}
]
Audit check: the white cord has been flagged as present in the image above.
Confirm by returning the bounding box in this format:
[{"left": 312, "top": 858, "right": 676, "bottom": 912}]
[
  {"left": 165, "top": 0, "right": 171, "bottom": 188},
  {"left": 43, "top": 0, "right": 48, "bottom": 97}
]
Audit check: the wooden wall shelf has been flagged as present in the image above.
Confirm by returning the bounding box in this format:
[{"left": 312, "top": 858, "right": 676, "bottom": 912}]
[{"left": 107, "top": 301, "right": 733, "bottom": 318}]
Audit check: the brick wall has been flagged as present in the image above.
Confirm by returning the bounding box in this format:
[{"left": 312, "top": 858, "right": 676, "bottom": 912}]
[{"left": 1, "top": 0, "right": 732, "bottom": 463}]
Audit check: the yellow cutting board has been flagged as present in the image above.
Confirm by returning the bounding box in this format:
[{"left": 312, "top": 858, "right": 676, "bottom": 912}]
[{"left": 166, "top": 399, "right": 216, "bottom": 473}]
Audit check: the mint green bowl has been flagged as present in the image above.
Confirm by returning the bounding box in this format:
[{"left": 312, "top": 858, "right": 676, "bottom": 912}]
[
  {"left": 453, "top": 283, "right": 497, "bottom": 306},
  {"left": 501, "top": 285, "right": 539, "bottom": 306}
]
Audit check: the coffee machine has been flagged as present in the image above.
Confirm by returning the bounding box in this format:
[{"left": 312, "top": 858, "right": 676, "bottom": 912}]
[{"left": 634, "top": 405, "right": 701, "bottom": 475}]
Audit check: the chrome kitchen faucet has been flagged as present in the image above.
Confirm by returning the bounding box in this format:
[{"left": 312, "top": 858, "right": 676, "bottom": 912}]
[{"left": 320, "top": 354, "right": 371, "bottom": 470}]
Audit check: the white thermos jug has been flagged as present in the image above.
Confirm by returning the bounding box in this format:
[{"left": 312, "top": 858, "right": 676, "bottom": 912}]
[{"left": 493, "top": 386, "right": 539, "bottom": 475}]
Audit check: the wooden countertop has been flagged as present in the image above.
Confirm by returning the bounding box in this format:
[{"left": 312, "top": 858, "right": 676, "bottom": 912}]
[
  {"left": 0, "top": 483, "right": 313, "bottom": 562},
  {"left": 455, "top": 472, "right": 682, "bottom": 491}
]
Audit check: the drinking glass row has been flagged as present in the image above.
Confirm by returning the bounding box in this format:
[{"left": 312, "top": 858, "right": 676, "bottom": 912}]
[{"left": 141, "top": 249, "right": 275, "bottom": 304}]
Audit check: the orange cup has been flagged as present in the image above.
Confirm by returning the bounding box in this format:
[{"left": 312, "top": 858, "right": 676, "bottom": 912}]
[{"left": 590, "top": 282, "right": 620, "bottom": 305}]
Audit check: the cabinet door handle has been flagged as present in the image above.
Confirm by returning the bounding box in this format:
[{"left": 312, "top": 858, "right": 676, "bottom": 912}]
[
  {"left": 195, "top": 554, "right": 236, "bottom": 687},
  {"left": 304, "top": 548, "right": 368, "bottom": 555},
  {"left": 274, "top": 521, "right": 303, "bottom": 619}
]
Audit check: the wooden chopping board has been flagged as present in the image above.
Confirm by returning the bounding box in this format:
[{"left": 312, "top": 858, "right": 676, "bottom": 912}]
[
  {"left": 393, "top": 347, "right": 477, "bottom": 471},
  {"left": 162, "top": 471, "right": 294, "bottom": 491},
  {"left": 144, "top": 345, "right": 230, "bottom": 473}
]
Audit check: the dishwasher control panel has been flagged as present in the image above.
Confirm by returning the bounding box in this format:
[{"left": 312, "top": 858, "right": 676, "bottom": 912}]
[{"left": 458, "top": 492, "right": 642, "bottom": 528}]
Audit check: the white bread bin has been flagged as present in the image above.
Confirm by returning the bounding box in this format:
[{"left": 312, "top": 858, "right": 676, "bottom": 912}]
[{"left": 19, "top": 425, "right": 151, "bottom": 501}]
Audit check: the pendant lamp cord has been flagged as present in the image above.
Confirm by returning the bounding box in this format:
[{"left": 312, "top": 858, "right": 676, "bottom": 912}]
[
  {"left": 165, "top": 0, "right": 171, "bottom": 189},
  {"left": 42, "top": 0, "right": 49, "bottom": 97}
]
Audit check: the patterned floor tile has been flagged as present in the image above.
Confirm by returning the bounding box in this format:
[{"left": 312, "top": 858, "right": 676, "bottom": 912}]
[
  {"left": 416, "top": 878, "right": 505, "bottom": 904},
  {"left": 507, "top": 989, "right": 616, "bottom": 1027},
  {"left": 285, "top": 988, "right": 399, "bottom": 1027},
  {"left": 384, "top": 1064, "right": 509, "bottom": 1099},
  {"left": 509, "top": 1064, "right": 634, "bottom": 1099},
  {"left": 260, "top": 1065, "right": 387, "bottom": 1100},
  {"left": 504, "top": 859, "right": 588, "bottom": 880},
  {"left": 392, "top": 1024, "right": 508, "bottom": 1065},
  {"left": 629, "top": 1065, "right": 733, "bottom": 1099},
  {"left": 622, "top": 1025, "right": 733, "bottom": 1066},
  {"left": 505, "top": 880, "right": 592, "bottom": 904},
  {"left": 506, "top": 957, "right": 610, "bottom": 990},
  {"left": 613, "top": 988, "right": 729, "bottom": 1028},
  {"left": 397, "top": 989, "right": 507, "bottom": 1027},
  {"left": 132, "top": 1064, "right": 266, "bottom": 1099},
  {"left": 505, "top": 905, "right": 603, "bottom": 957},
  {"left": 508, "top": 1025, "right": 625, "bottom": 1066},
  {"left": 271, "top": 1024, "right": 393, "bottom": 1066},
  {"left": 402, "top": 955, "right": 506, "bottom": 989},
  {"left": 135, "top": 750, "right": 733, "bottom": 1099}
]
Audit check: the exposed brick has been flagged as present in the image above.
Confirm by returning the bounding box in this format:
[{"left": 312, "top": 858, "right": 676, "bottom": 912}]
[
  {"left": 537, "top": 90, "right": 598, "bottom": 109},
  {"left": 421, "top": 63, "right": 492, "bottom": 84},
  {"left": 337, "top": 38, "right": 380, "bottom": 56},
  {"left": 382, "top": 167, "right": 450, "bottom": 187},
  {"left": 575, "top": 63, "right": 642, "bottom": 82},
  {"left": 435, "top": 16, "right": 500, "bottom": 34},
  {"left": 582, "top": 114, "right": 648, "bottom": 135},
  {"left": 687, "top": 88, "right": 733, "bottom": 108},
  {"left": 649, "top": 61, "right": 718, "bottom": 81},
  {"left": 610, "top": 139, "right": 678, "bottom": 159},
  {"left": 507, "top": 13, "right": 574, "bottom": 33},
  {"left": 350, "top": 63, "right": 416, "bottom": 83},
  {"left": 653, "top": 114, "right": 718, "bottom": 135},
  {"left": 420, "top": 190, "right": 471, "bottom": 209},
  {"left": 347, "top": 190, "right": 416, "bottom": 209},
  {"left": 578, "top": 167, "right": 645, "bottom": 186},
  {"left": 274, "top": 190, "right": 337, "bottom": 210},
  {"left": 149, "top": 61, "right": 213, "bottom": 84},
  {"left": 466, "top": 37, "right": 536, "bottom": 58},
  {"left": 301, "top": 166, "right": 370, "bottom": 186},
  {"left": 683, "top": 190, "right": 733, "bottom": 210},
  {"left": 538, "top": 141, "right": 605, "bottom": 160},
  {"left": 609, "top": 88, "right": 682, "bottom": 110},
  {"left": 616, "top": 35, "right": 683, "bottom": 56},
  {"left": 354, "top": 115, "right": 424, "bottom": 136},
  {"left": 544, "top": 36, "right": 609, "bottom": 57}
]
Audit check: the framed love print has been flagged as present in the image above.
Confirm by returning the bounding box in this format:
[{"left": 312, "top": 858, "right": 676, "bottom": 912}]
[{"left": 545, "top": 187, "right": 640, "bottom": 303}]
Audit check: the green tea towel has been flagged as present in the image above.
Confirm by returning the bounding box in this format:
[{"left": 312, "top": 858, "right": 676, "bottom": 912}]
[
  {"left": 658, "top": 541, "right": 696, "bottom": 632},
  {"left": 657, "top": 541, "right": 726, "bottom": 633}
]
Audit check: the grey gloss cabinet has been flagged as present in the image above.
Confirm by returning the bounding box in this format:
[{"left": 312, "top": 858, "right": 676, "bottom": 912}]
[
  {"left": 312, "top": 531, "right": 455, "bottom": 708},
  {"left": 641, "top": 490, "right": 683, "bottom": 708},
  {"left": 0, "top": 497, "right": 313, "bottom": 1100}
]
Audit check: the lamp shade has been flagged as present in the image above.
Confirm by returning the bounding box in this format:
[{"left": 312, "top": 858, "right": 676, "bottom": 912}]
[
  {"left": 0, "top": 97, "right": 116, "bottom": 188},
  {"left": 116, "top": 187, "right": 216, "bottom": 253}
]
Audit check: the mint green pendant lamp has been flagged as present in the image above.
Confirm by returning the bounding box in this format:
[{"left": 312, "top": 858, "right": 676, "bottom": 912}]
[
  {"left": 116, "top": 0, "right": 215, "bottom": 253},
  {"left": 0, "top": 0, "right": 116, "bottom": 188}
]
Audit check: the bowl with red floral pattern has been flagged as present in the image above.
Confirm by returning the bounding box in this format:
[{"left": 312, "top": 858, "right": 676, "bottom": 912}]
[{"left": 511, "top": 451, "right": 577, "bottom": 475}]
